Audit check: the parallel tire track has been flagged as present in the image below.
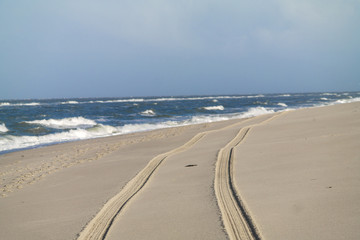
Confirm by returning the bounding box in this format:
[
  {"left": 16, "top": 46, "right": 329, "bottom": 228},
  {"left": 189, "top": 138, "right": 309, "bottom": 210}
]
[
  {"left": 215, "top": 114, "right": 283, "bottom": 240},
  {"left": 215, "top": 127, "right": 259, "bottom": 240},
  {"left": 78, "top": 112, "right": 283, "bottom": 240},
  {"left": 77, "top": 132, "right": 206, "bottom": 240},
  {"left": 76, "top": 115, "right": 259, "bottom": 240}
]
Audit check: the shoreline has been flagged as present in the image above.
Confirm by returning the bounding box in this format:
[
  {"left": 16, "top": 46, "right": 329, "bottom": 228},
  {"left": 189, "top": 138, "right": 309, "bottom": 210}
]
[
  {"left": 1, "top": 102, "right": 359, "bottom": 239},
  {"left": 1, "top": 95, "right": 359, "bottom": 155}
]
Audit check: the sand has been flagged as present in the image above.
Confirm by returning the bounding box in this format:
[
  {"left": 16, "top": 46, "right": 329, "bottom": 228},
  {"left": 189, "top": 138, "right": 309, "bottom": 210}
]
[
  {"left": 233, "top": 102, "right": 360, "bottom": 240},
  {"left": 0, "top": 102, "right": 359, "bottom": 240}
]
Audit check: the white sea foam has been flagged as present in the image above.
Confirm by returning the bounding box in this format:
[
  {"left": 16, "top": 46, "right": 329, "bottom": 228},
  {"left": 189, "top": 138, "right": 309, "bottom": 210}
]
[
  {"left": 190, "top": 107, "right": 274, "bottom": 124},
  {"left": 25, "top": 117, "right": 97, "bottom": 129},
  {"left": 0, "top": 102, "right": 40, "bottom": 107},
  {"left": 306, "top": 97, "right": 360, "bottom": 109},
  {"left": 278, "top": 94, "right": 291, "bottom": 97},
  {"left": 0, "top": 123, "right": 9, "bottom": 133},
  {"left": 203, "top": 105, "right": 225, "bottom": 111},
  {"left": 87, "top": 124, "right": 119, "bottom": 134},
  {"left": 277, "top": 103, "right": 288, "bottom": 107},
  {"left": 140, "top": 110, "right": 156, "bottom": 116},
  {"left": 246, "top": 94, "right": 265, "bottom": 98},
  {"left": 334, "top": 97, "right": 360, "bottom": 104},
  {"left": 67, "top": 95, "right": 271, "bottom": 106},
  {"left": 148, "top": 96, "right": 227, "bottom": 102},
  {"left": 61, "top": 101, "right": 79, "bottom": 104},
  {"left": 238, "top": 107, "right": 275, "bottom": 118},
  {"left": 322, "top": 93, "right": 341, "bottom": 97},
  {"left": 0, "top": 106, "right": 279, "bottom": 153},
  {"left": 0, "top": 124, "right": 121, "bottom": 152},
  {"left": 188, "top": 115, "right": 230, "bottom": 124},
  {"left": 95, "top": 99, "right": 145, "bottom": 103},
  {"left": 117, "top": 122, "right": 176, "bottom": 135},
  {"left": 320, "top": 97, "right": 328, "bottom": 100},
  {"left": 21, "top": 102, "right": 40, "bottom": 106},
  {"left": 0, "top": 121, "right": 184, "bottom": 152},
  {"left": 88, "top": 95, "right": 263, "bottom": 104}
]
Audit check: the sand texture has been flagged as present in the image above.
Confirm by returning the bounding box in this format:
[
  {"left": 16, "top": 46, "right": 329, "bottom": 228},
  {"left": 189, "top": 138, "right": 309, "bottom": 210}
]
[
  {"left": 233, "top": 102, "right": 360, "bottom": 240},
  {"left": 0, "top": 102, "right": 359, "bottom": 240}
]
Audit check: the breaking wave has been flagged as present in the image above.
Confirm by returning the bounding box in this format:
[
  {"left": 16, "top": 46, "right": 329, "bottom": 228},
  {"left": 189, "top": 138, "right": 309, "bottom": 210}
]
[
  {"left": 87, "top": 95, "right": 265, "bottom": 104},
  {"left": 0, "top": 106, "right": 277, "bottom": 153},
  {"left": 2, "top": 92, "right": 359, "bottom": 154},
  {"left": 92, "top": 98, "right": 145, "bottom": 103},
  {"left": 333, "top": 97, "right": 360, "bottom": 104},
  {"left": 0, "top": 124, "right": 118, "bottom": 152},
  {"left": 202, "top": 105, "right": 225, "bottom": 111},
  {"left": 0, "top": 102, "right": 40, "bottom": 107},
  {"left": 238, "top": 107, "right": 275, "bottom": 118},
  {"left": 61, "top": 101, "right": 79, "bottom": 104},
  {"left": 277, "top": 103, "right": 288, "bottom": 107},
  {"left": 25, "top": 117, "right": 97, "bottom": 129},
  {"left": 140, "top": 110, "right": 156, "bottom": 116},
  {"left": 0, "top": 123, "right": 8, "bottom": 133},
  {"left": 190, "top": 107, "right": 274, "bottom": 124}
]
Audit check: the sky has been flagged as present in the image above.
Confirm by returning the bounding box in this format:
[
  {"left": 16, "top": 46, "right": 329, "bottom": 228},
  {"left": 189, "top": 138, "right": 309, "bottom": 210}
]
[{"left": 1, "top": 0, "right": 359, "bottom": 99}]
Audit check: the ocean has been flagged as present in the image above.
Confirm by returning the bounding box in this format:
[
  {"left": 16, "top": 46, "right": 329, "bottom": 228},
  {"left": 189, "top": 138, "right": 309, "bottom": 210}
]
[{"left": 1, "top": 92, "right": 359, "bottom": 154}]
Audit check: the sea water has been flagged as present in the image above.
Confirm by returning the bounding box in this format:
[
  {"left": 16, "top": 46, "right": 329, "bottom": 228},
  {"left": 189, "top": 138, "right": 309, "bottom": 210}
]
[{"left": 1, "top": 92, "right": 359, "bottom": 154}]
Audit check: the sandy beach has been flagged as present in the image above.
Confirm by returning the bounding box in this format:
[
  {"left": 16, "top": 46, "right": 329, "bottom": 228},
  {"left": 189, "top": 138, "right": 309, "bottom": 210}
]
[{"left": 1, "top": 102, "right": 359, "bottom": 240}]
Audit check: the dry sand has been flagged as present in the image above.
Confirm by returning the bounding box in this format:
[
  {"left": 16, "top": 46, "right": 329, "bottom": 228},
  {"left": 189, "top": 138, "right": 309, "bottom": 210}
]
[
  {"left": 233, "top": 102, "right": 360, "bottom": 240},
  {"left": 0, "top": 102, "right": 359, "bottom": 239}
]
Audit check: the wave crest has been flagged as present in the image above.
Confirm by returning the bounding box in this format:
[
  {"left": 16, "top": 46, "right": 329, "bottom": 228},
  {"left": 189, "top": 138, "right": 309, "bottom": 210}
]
[
  {"left": 61, "top": 101, "right": 79, "bottom": 104},
  {"left": 202, "top": 105, "right": 225, "bottom": 111},
  {"left": 0, "top": 124, "right": 120, "bottom": 152},
  {"left": 277, "top": 103, "right": 288, "bottom": 107},
  {"left": 25, "top": 117, "right": 97, "bottom": 129},
  {"left": 334, "top": 97, "right": 360, "bottom": 104},
  {"left": 239, "top": 107, "right": 275, "bottom": 118},
  {"left": 0, "top": 106, "right": 279, "bottom": 153},
  {"left": 0, "top": 102, "right": 40, "bottom": 107},
  {"left": 140, "top": 110, "right": 156, "bottom": 116},
  {"left": 0, "top": 123, "right": 9, "bottom": 133}
]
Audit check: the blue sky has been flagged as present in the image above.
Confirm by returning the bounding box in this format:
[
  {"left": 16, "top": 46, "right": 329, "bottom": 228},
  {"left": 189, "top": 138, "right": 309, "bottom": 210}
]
[{"left": 1, "top": 0, "right": 359, "bottom": 99}]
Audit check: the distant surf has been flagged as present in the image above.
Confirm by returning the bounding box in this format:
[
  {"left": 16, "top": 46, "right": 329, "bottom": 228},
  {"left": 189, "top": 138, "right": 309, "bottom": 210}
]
[{"left": 1, "top": 92, "right": 359, "bottom": 154}]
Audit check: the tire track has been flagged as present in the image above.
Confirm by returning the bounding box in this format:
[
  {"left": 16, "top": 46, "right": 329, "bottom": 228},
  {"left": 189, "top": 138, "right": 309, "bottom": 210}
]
[
  {"left": 77, "top": 113, "right": 283, "bottom": 240},
  {"left": 77, "top": 132, "right": 206, "bottom": 240},
  {"left": 76, "top": 116, "right": 260, "bottom": 240},
  {"left": 214, "top": 113, "right": 283, "bottom": 240}
]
